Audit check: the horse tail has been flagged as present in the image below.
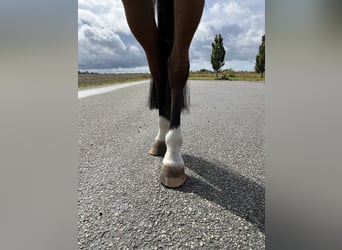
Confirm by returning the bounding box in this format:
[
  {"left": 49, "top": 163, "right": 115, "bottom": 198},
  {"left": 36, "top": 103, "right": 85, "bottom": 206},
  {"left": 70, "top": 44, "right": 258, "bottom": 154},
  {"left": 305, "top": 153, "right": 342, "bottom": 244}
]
[{"left": 149, "top": 0, "right": 189, "bottom": 111}]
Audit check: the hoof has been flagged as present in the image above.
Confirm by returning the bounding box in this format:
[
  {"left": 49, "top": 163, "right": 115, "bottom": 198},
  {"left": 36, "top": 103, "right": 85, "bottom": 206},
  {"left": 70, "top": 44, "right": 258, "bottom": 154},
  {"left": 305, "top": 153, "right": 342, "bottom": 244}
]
[
  {"left": 160, "top": 165, "right": 187, "bottom": 188},
  {"left": 148, "top": 140, "right": 166, "bottom": 157}
]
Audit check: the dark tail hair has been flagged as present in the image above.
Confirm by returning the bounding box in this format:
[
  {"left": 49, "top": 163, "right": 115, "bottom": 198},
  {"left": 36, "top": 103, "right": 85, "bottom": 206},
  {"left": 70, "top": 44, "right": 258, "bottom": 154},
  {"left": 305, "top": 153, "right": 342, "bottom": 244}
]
[{"left": 149, "top": 0, "right": 189, "bottom": 112}]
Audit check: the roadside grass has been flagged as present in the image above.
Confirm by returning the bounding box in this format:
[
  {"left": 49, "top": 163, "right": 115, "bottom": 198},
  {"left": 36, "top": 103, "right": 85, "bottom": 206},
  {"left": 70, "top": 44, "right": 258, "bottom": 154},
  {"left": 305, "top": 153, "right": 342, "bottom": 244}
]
[
  {"left": 78, "top": 78, "right": 149, "bottom": 88},
  {"left": 189, "top": 70, "right": 265, "bottom": 81},
  {"left": 188, "top": 76, "right": 215, "bottom": 80},
  {"left": 228, "top": 76, "right": 265, "bottom": 81},
  {"left": 78, "top": 73, "right": 150, "bottom": 89},
  {"left": 78, "top": 70, "right": 265, "bottom": 88}
]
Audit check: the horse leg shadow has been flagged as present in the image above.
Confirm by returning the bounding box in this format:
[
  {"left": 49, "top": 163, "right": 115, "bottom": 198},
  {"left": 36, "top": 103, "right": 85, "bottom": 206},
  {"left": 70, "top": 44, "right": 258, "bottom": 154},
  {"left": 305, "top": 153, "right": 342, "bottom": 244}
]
[{"left": 177, "top": 154, "right": 265, "bottom": 232}]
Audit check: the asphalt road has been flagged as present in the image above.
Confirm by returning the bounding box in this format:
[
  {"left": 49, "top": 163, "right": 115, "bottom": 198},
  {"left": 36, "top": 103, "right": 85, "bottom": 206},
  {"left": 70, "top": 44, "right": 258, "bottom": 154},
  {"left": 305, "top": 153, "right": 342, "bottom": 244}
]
[{"left": 78, "top": 80, "right": 265, "bottom": 249}]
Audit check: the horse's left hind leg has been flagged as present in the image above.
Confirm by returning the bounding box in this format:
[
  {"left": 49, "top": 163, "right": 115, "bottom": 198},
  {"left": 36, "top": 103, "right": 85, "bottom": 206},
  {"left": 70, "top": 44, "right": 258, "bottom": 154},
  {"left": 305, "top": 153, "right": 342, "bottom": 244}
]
[
  {"left": 122, "top": 0, "right": 170, "bottom": 156},
  {"left": 148, "top": 116, "right": 169, "bottom": 156}
]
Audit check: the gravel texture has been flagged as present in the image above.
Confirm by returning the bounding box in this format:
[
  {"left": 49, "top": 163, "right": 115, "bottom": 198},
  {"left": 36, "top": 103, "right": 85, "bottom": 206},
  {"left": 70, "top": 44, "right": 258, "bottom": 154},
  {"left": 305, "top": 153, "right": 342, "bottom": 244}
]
[{"left": 78, "top": 80, "right": 265, "bottom": 249}]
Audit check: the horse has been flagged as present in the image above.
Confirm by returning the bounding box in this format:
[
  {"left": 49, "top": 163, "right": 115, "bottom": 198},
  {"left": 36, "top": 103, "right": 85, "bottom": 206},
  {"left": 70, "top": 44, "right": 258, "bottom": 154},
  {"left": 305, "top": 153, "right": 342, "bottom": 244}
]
[{"left": 122, "top": 0, "right": 205, "bottom": 188}]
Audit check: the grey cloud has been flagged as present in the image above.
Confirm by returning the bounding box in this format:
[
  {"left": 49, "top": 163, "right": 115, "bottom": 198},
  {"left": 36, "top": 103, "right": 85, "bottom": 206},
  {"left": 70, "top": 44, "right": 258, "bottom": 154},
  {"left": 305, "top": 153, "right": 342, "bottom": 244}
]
[
  {"left": 79, "top": 24, "right": 146, "bottom": 69},
  {"left": 78, "top": 0, "right": 264, "bottom": 71},
  {"left": 78, "top": 2, "right": 147, "bottom": 70}
]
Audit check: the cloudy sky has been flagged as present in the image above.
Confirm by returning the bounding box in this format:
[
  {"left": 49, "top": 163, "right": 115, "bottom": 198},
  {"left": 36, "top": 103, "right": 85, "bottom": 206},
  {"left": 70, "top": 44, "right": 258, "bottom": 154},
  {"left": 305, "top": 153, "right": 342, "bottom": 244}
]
[{"left": 78, "top": 0, "right": 265, "bottom": 73}]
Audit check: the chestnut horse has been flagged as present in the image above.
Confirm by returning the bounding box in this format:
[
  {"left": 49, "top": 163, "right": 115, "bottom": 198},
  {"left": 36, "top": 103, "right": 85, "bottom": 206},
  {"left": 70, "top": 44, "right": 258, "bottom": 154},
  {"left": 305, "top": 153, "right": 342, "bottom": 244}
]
[{"left": 122, "top": 0, "right": 204, "bottom": 187}]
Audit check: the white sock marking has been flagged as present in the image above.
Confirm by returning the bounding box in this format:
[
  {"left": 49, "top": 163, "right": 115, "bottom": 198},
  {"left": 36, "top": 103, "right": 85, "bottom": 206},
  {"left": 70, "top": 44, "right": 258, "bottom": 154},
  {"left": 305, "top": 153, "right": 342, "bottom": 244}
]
[
  {"left": 155, "top": 116, "right": 170, "bottom": 142},
  {"left": 162, "top": 128, "right": 184, "bottom": 166}
]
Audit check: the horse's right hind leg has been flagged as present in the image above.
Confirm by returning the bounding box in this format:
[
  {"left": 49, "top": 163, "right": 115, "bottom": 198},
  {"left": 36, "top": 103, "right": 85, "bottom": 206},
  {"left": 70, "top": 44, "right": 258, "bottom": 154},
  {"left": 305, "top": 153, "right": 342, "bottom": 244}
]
[{"left": 160, "top": 0, "right": 204, "bottom": 188}]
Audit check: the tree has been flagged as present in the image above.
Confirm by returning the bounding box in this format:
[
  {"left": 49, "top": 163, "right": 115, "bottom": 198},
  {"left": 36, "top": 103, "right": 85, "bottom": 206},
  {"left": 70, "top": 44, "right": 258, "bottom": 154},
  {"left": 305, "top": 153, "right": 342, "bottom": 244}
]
[
  {"left": 255, "top": 35, "right": 265, "bottom": 77},
  {"left": 211, "top": 34, "right": 226, "bottom": 77}
]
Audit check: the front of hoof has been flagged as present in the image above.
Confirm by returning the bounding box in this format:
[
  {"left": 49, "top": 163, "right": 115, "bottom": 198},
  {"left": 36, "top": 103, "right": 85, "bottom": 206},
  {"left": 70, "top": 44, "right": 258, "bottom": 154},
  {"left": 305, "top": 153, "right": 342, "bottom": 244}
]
[
  {"left": 148, "top": 140, "right": 166, "bottom": 157},
  {"left": 160, "top": 165, "right": 186, "bottom": 188}
]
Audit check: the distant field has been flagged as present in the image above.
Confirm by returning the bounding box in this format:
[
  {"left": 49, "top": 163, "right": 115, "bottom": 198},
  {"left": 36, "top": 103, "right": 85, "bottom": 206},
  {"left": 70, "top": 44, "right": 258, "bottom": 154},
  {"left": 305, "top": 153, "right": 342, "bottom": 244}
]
[
  {"left": 78, "top": 70, "right": 264, "bottom": 88},
  {"left": 78, "top": 73, "right": 150, "bottom": 88},
  {"left": 189, "top": 70, "right": 265, "bottom": 82}
]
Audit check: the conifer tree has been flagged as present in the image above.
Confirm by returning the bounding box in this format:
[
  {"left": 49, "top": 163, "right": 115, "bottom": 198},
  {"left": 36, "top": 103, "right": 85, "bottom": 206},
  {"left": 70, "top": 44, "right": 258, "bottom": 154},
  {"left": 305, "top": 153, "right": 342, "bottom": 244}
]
[
  {"left": 255, "top": 35, "right": 265, "bottom": 77},
  {"left": 211, "top": 34, "right": 226, "bottom": 77}
]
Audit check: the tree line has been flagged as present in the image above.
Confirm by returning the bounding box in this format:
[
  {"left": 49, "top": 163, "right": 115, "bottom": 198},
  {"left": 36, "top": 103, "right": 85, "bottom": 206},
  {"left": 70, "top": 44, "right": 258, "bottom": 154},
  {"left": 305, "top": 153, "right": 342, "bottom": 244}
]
[{"left": 211, "top": 34, "right": 265, "bottom": 77}]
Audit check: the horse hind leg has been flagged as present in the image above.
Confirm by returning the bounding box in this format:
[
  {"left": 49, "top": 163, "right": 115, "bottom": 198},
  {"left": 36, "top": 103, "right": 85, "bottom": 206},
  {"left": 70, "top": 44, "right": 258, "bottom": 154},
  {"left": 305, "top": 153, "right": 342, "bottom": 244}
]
[
  {"left": 159, "top": 58, "right": 188, "bottom": 187},
  {"left": 160, "top": 123, "right": 186, "bottom": 188},
  {"left": 122, "top": 0, "right": 170, "bottom": 156},
  {"left": 160, "top": 0, "right": 204, "bottom": 188},
  {"left": 148, "top": 64, "right": 172, "bottom": 157},
  {"left": 148, "top": 76, "right": 171, "bottom": 156},
  {"left": 148, "top": 50, "right": 172, "bottom": 157},
  {"left": 148, "top": 0, "right": 173, "bottom": 157},
  {"left": 148, "top": 116, "right": 169, "bottom": 156}
]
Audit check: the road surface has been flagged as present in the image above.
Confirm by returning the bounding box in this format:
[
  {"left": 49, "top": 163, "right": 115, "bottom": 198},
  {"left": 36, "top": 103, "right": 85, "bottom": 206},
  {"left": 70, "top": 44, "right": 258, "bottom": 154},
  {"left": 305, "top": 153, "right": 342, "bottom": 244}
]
[{"left": 78, "top": 80, "right": 265, "bottom": 249}]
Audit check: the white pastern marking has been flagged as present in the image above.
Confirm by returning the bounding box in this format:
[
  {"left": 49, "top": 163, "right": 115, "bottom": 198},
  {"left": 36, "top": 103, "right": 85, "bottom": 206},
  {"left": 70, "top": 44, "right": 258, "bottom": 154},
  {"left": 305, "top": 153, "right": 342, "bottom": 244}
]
[
  {"left": 155, "top": 117, "right": 170, "bottom": 142},
  {"left": 162, "top": 128, "right": 184, "bottom": 166}
]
